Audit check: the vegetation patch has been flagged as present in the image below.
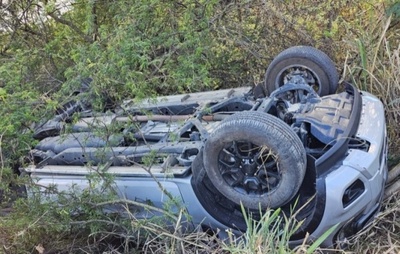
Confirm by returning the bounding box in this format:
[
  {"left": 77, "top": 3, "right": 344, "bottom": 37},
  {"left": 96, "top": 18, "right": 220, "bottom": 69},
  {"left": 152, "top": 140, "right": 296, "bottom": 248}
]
[{"left": 1, "top": 0, "right": 400, "bottom": 253}]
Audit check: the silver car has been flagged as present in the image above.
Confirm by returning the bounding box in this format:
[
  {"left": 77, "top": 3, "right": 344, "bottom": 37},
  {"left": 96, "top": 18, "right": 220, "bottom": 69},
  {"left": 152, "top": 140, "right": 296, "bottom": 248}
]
[{"left": 24, "top": 46, "right": 387, "bottom": 247}]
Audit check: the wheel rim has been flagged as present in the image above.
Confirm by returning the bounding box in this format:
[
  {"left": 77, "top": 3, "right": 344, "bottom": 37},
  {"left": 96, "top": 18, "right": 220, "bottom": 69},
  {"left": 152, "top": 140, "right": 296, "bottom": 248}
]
[
  {"left": 276, "top": 65, "right": 322, "bottom": 93},
  {"left": 218, "top": 141, "right": 281, "bottom": 196}
]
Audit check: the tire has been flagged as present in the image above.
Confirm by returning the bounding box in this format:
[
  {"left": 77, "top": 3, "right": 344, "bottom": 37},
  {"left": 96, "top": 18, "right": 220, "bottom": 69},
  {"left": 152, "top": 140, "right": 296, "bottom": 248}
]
[
  {"left": 203, "top": 111, "right": 307, "bottom": 210},
  {"left": 264, "top": 46, "right": 339, "bottom": 96}
]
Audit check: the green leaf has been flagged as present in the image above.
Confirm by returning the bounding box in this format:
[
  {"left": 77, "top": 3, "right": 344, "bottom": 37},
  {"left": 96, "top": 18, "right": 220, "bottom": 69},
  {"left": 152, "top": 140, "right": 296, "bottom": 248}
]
[{"left": 307, "top": 224, "right": 339, "bottom": 254}]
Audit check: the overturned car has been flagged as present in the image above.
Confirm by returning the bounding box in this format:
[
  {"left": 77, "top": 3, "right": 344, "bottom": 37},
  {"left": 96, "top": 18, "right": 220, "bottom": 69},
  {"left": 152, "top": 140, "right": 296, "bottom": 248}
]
[{"left": 24, "top": 46, "right": 387, "bottom": 247}]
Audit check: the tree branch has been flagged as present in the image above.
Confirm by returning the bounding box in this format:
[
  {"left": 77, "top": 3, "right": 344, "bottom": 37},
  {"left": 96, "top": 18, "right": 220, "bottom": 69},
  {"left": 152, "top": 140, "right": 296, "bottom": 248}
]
[{"left": 47, "top": 11, "right": 93, "bottom": 43}]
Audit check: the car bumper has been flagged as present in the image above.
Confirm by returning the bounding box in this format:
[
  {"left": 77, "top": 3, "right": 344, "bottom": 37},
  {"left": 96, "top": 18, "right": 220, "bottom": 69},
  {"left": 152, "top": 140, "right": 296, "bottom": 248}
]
[{"left": 291, "top": 91, "right": 387, "bottom": 247}]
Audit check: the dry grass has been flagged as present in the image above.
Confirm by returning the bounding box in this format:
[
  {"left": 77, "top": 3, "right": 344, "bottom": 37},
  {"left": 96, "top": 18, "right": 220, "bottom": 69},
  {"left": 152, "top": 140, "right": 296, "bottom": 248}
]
[{"left": 348, "top": 194, "right": 400, "bottom": 253}]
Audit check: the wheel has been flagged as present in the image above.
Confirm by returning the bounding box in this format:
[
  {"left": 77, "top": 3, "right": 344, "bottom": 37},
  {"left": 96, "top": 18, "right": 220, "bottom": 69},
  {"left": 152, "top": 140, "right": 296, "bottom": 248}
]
[
  {"left": 264, "top": 46, "right": 339, "bottom": 96},
  {"left": 203, "top": 111, "right": 307, "bottom": 210}
]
